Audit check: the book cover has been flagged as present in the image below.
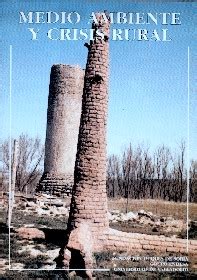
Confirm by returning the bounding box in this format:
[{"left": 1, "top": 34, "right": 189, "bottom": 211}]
[{"left": 0, "top": 0, "right": 196, "bottom": 279}]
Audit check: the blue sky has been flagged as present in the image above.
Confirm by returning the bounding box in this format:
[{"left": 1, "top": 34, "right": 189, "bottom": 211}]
[{"left": 0, "top": 1, "right": 196, "bottom": 159}]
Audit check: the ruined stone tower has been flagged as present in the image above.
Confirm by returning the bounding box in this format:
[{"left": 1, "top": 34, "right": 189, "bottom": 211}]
[
  {"left": 58, "top": 14, "right": 110, "bottom": 275},
  {"left": 37, "top": 64, "right": 84, "bottom": 196}
]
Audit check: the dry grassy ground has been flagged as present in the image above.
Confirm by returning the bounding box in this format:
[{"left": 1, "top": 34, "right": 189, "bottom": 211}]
[
  {"left": 0, "top": 198, "right": 196, "bottom": 279},
  {"left": 108, "top": 198, "right": 197, "bottom": 221}
]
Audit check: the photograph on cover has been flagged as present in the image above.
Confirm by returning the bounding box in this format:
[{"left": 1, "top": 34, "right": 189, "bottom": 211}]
[{"left": 0, "top": 0, "right": 196, "bottom": 279}]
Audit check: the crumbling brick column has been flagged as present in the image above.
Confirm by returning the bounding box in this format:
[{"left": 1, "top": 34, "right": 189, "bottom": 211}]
[
  {"left": 58, "top": 14, "right": 110, "bottom": 276},
  {"left": 37, "top": 64, "right": 84, "bottom": 196}
]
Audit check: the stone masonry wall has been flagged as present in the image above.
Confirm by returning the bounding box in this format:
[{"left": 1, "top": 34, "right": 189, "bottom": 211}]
[
  {"left": 66, "top": 15, "right": 110, "bottom": 241},
  {"left": 101, "top": 229, "right": 197, "bottom": 256},
  {"left": 37, "top": 64, "right": 84, "bottom": 196},
  {"left": 59, "top": 14, "right": 111, "bottom": 273}
]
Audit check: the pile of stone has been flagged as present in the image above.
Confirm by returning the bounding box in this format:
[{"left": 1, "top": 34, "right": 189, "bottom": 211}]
[
  {"left": 108, "top": 209, "right": 157, "bottom": 223},
  {"left": 15, "top": 194, "right": 186, "bottom": 234},
  {"left": 108, "top": 210, "right": 137, "bottom": 222},
  {"left": 17, "top": 194, "right": 70, "bottom": 217},
  {"left": 108, "top": 209, "right": 186, "bottom": 234}
]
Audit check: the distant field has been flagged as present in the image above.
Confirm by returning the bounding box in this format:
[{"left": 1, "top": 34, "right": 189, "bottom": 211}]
[{"left": 108, "top": 198, "right": 197, "bottom": 221}]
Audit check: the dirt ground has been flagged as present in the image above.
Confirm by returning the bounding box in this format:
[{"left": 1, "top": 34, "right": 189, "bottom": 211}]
[{"left": 0, "top": 198, "right": 196, "bottom": 279}]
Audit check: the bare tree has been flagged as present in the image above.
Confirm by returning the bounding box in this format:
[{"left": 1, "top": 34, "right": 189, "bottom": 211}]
[
  {"left": 6, "top": 140, "right": 18, "bottom": 227},
  {"left": 107, "top": 155, "right": 120, "bottom": 197},
  {"left": 121, "top": 144, "right": 133, "bottom": 212},
  {"left": 170, "top": 142, "right": 187, "bottom": 202},
  {"left": 106, "top": 141, "right": 192, "bottom": 203},
  {"left": 190, "top": 160, "right": 197, "bottom": 202},
  {"left": 1, "top": 134, "right": 44, "bottom": 194}
]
